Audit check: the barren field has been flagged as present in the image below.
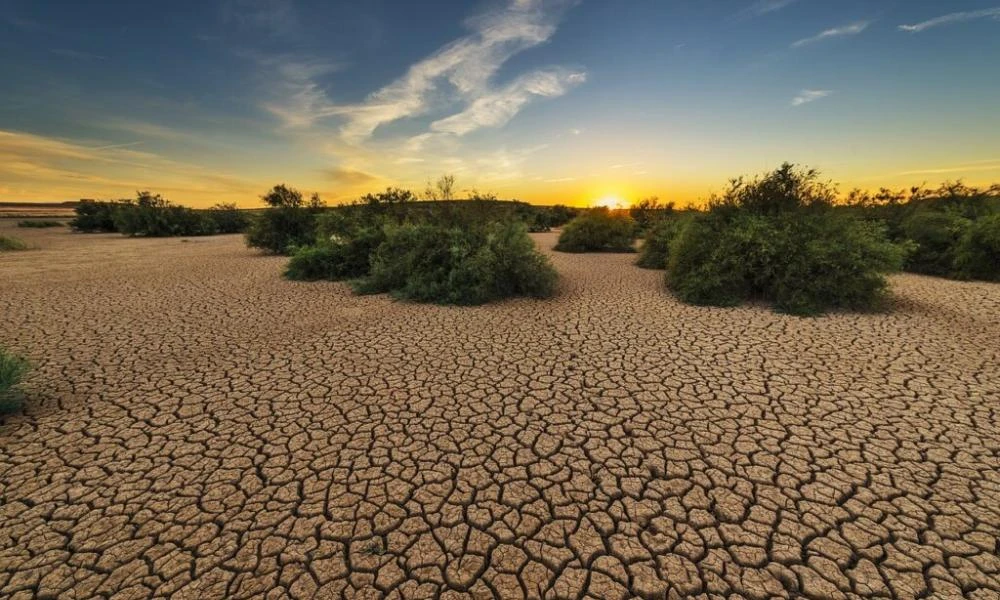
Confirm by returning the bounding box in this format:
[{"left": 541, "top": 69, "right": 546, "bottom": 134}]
[{"left": 1, "top": 221, "right": 999, "bottom": 599}]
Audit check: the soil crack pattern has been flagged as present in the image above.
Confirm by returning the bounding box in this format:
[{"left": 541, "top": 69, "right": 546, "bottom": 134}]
[{"left": 1, "top": 227, "right": 999, "bottom": 599}]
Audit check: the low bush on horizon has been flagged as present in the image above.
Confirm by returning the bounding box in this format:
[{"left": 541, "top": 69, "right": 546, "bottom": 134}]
[
  {"left": 845, "top": 182, "right": 1000, "bottom": 281},
  {"left": 953, "top": 214, "right": 1000, "bottom": 281},
  {"left": 0, "top": 348, "right": 29, "bottom": 414},
  {"left": 900, "top": 211, "right": 970, "bottom": 277},
  {"left": 0, "top": 235, "right": 29, "bottom": 251},
  {"left": 635, "top": 216, "right": 690, "bottom": 269},
  {"left": 353, "top": 221, "right": 557, "bottom": 305},
  {"left": 17, "top": 220, "right": 64, "bottom": 228},
  {"left": 554, "top": 208, "right": 637, "bottom": 253},
  {"left": 666, "top": 163, "right": 910, "bottom": 316},
  {"left": 245, "top": 184, "right": 324, "bottom": 254},
  {"left": 71, "top": 195, "right": 250, "bottom": 236}
]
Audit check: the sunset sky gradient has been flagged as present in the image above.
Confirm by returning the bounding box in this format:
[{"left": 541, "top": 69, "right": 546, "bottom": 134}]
[{"left": 2, "top": 0, "right": 999, "bottom": 207}]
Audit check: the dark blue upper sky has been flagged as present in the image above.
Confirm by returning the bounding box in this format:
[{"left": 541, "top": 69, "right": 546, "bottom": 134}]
[{"left": 2, "top": 0, "right": 998, "bottom": 205}]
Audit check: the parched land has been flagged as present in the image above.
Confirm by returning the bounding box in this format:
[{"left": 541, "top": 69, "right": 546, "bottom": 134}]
[{"left": 1, "top": 221, "right": 998, "bottom": 600}]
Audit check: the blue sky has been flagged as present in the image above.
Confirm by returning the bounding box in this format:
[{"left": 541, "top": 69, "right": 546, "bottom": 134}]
[{"left": 2, "top": 0, "right": 999, "bottom": 206}]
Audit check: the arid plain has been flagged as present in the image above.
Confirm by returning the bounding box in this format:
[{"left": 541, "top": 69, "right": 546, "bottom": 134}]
[{"left": 1, "top": 221, "right": 999, "bottom": 600}]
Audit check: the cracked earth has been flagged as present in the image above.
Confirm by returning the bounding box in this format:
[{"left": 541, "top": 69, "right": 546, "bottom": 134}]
[{"left": 1, "top": 223, "right": 999, "bottom": 600}]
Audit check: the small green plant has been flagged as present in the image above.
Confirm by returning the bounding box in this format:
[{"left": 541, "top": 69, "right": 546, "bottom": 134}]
[
  {"left": 362, "top": 540, "right": 386, "bottom": 556},
  {"left": 17, "top": 220, "right": 64, "bottom": 228},
  {"left": 953, "top": 214, "right": 1000, "bottom": 281},
  {"left": 0, "top": 349, "right": 30, "bottom": 414},
  {"left": 0, "top": 235, "right": 29, "bottom": 251},
  {"left": 554, "top": 208, "right": 637, "bottom": 253}
]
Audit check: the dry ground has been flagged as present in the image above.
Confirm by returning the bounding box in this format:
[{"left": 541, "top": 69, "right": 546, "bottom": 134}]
[{"left": 1, "top": 221, "right": 998, "bottom": 600}]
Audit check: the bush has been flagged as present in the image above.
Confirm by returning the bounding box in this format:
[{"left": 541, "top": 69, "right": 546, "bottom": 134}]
[
  {"left": 355, "top": 221, "right": 557, "bottom": 305},
  {"left": 953, "top": 214, "right": 1000, "bottom": 281},
  {"left": 636, "top": 216, "right": 688, "bottom": 269},
  {"left": 0, "top": 236, "right": 28, "bottom": 251},
  {"left": 205, "top": 203, "right": 249, "bottom": 234},
  {"left": 901, "top": 211, "right": 970, "bottom": 277},
  {"left": 554, "top": 208, "right": 637, "bottom": 253},
  {"left": 71, "top": 199, "right": 121, "bottom": 232},
  {"left": 666, "top": 164, "right": 909, "bottom": 315},
  {"left": 0, "top": 349, "right": 29, "bottom": 414},
  {"left": 17, "top": 220, "right": 63, "bottom": 228},
  {"left": 245, "top": 184, "right": 322, "bottom": 254},
  {"left": 114, "top": 192, "right": 217, "bottom": 237},
  {"left": 285, "top": 227, "right": 385, "bottom": 281}
]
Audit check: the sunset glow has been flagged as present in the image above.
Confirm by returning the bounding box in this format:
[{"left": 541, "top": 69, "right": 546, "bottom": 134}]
[{"left": 1, "top": 1, "right": 998, "bottom": 207}]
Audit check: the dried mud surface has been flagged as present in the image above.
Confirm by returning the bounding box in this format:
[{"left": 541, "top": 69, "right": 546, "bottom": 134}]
[{"left": 1, "top": 222, "right": 999, "bottom": 599}]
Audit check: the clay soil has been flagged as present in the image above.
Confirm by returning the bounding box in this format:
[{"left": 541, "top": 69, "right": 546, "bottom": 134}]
[{"left": 1, "top": 220, "right": 998, "bottom": 599}]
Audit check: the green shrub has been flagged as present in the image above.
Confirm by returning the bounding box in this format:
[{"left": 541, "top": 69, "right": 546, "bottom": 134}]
[
  {"left": 0, "top": 236, "right": 28, "bottom": 251},
  {"left": 666, "top": 164, "right": 908, "bottom": 315},
  {"left": 953, "top": 214, "right": 1000, "bottom": 281},
  {"left": 285, "top": 227, "right": 385, "bottom": 281},
  {"left": 245, "top": 184, "right": 322, "bottom": 254},
  {"left": 666, "top": 214, "right": 775, "bottom": 307},
  {"left": 554, "top": 208, "right": 636, "bottom": 253},
  {"left": 355, "top": 221, "right": 557, "bottom": 305},
  {"left": 205, "top": 203, "right": 249, "bottom": 234},
  {"left": 901, "top": 211, "right": 970, "bottom": 277},
  {"left": 117, "top": 199, "right": 215, "bottom": 237},
  {"left": 71, "top": 199, "right": 121, "bottom": 232},
  {"left": 636, "top": 216, "right": 688, "bottom": 269},
  {"left": 0, "top": 349, "right": 29, "bottom": 414},
  {"left": 17, "top": 220, "right": 63, "bottom": 228}
]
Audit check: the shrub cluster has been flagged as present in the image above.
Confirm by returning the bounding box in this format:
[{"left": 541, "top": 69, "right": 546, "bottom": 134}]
[
  {"left": 71, "top": 194, "right": 249, "bottom": 236},
  {"left": 245, "top": 185, "right": 324, "bottom": 254},
  {"left": 635, "top": 216, "right": 689, "bottom": 270},
  {"left": 554, "top": 208, "right": 637, "bottom": 253},
  {"left": 666, "top": 164, "right": 909, "bottom": 315},
  {"left": 17, "top": 220, "right": 64, "bottom": 228},
  {"left": 953, "top": 214, "right": 1000, "bottom": 281},
  {"left": 845, "top": 182, "right": 1000, "bottom": 281},
  {"left": 279, "top": 182, "right": 564, "bottom": 304},
  {"left": 71, "top": 199, "right": 121, "bottom": 232},
  {"left": 285, "top": 226, "right": 385, "bottom": 281},
  {"left": 0, "top": 348, "right": 29, "bottom": 414},
  {"left": 0, "top": 236, "right": 28, "bottom": 251},
  {"left": 354, "top": 221, "right": 557, "bottom": 304}
]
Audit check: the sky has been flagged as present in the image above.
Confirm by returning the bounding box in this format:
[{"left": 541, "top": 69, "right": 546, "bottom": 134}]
[{"left": 1, "top": 0, "right": 999, "bottom": 207}]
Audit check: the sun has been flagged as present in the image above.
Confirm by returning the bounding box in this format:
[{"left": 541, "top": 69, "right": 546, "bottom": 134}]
[{"left": 592, "top": 195, "right": 625, "bottom": 209}]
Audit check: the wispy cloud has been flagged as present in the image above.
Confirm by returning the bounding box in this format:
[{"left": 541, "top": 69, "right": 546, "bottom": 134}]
[
  {"left": 262, "top": 0, "right": 583, "bottom": 143},
  {"left": 897, "top": 162, "right": 1000, "bottom": 176},
  {"left": 221, "top": 0, "right": 299, "bottom": 37},
  {"left": 545, "top": 177, "right": 575, "bottom": 183},
  {"left": 898, "top": 8, "right": 1000, "bottom": 33},
  {"left": 323, "top": 166, "right": 378, "bottom": 185},
  {"left": 430, "top": 69, "right": 585, "bottom": 135},
  {"left": 791, "top": 89, "right": 833, "bottom": 106},
  {"left": 792, "top": 21, "right": 870, "bottom": 48},
  {"left": 739, "top": 0, "right": 800, "bottom": 19}
]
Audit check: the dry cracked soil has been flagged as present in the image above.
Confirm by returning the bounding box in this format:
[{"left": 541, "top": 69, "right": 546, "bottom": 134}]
[{"left": 1, "top": 221, "right": 999, "bottom": 600}]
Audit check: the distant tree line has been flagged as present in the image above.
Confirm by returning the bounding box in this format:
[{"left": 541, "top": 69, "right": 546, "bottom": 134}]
[{"left": 71, "top": 192, "right": 249, "bottom": 236}]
